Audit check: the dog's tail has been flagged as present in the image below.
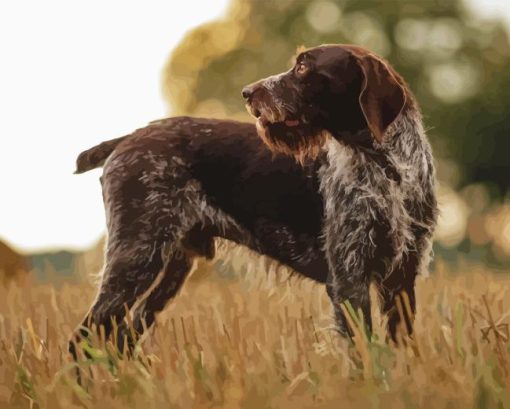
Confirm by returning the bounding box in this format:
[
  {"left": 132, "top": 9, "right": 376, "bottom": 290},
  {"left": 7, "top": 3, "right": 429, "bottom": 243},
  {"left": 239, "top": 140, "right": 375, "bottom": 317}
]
[{"left": 74, "top": 136, "right": 127, "bottom": 174}]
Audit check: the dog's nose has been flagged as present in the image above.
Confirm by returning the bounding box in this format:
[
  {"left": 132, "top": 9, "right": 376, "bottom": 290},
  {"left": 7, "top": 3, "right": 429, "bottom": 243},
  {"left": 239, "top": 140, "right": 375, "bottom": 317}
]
[{"left": 242, "top": 86, "right": 253, "bottom": 101}]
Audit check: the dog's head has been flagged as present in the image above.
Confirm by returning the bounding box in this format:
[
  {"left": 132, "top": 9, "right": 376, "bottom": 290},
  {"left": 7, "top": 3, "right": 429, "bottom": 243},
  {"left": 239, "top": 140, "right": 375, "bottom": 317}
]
[{"left": 243, "top": 44, "right": 412, "bottom": 162}]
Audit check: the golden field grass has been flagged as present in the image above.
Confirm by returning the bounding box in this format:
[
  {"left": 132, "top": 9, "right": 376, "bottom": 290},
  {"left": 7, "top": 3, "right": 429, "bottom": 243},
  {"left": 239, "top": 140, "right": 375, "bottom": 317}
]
[{"left": 1, "top": 250, "right": 510, "bottom": 409}]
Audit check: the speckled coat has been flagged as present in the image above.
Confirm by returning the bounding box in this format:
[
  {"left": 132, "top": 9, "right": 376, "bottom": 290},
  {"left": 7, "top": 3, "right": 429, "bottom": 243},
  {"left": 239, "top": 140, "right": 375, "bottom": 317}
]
[{"left": 71, "top": 45, "right": 438, "bottom": 351}]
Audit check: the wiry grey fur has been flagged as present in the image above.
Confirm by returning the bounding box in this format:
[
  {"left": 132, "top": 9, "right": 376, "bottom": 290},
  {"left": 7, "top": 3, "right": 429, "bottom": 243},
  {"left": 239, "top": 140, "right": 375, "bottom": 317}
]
[
  {"left": 71, "top": 45, "right": 438, "bottom": 356},
  {"left": 320, "top": 109, "right": 437, "bottom": 336}
]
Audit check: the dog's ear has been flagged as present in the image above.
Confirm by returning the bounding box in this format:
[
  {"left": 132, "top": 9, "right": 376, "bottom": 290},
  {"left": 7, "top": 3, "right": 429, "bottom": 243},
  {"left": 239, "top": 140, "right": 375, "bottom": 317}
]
[{"left": 354, "top": 53, "right": 406, "bottom": 143}]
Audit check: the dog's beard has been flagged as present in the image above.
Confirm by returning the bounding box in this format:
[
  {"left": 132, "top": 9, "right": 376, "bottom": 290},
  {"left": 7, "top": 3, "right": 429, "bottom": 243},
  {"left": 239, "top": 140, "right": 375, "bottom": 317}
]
[{"left": 256, "top": 118, "right": 329, "bottom": 164}]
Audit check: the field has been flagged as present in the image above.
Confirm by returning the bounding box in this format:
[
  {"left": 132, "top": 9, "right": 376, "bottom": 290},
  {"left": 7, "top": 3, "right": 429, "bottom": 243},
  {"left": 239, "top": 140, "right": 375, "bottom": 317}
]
[{"left": 1, "top": 247, "right": 510, "bottom": 409}]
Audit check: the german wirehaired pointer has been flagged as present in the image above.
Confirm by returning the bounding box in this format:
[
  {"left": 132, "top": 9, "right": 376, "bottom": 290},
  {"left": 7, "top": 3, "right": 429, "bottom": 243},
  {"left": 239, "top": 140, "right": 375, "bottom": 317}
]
[{"left": 72, "top": 44, "right": 437, "bottom": 352}]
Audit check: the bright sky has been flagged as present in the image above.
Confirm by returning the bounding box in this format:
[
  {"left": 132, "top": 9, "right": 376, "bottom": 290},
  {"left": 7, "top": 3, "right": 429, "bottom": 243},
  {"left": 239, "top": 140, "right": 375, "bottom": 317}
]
[
  {"left": 0, "top": 0, "right": 509, "bottom": 253},
  {"left": 0, "top": 0, "right": 229, "bottom": 252}
]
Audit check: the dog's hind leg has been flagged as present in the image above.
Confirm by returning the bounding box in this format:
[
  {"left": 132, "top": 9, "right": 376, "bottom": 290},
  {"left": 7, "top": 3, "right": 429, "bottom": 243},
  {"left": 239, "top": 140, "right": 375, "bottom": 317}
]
[
  {"left": 119, "top": 248, "right": 195, "bottom": 345},
  {"left": 116, "top": 226, "right": 217, "bottom": 349},
  {"left": 68, "top": 235, "right": 168, "bottom": 378},
  {"left": 70, "top": 157, "right": 205, "bottom": 355},
  {"left": 72, "top": 234, "right": 166, "bottom": 349}
]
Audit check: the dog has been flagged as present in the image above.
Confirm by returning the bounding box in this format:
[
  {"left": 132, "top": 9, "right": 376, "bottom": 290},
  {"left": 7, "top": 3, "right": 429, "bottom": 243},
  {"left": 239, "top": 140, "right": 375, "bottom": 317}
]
[{"left": 71, "top": 44, "right": 437, "bottom": 352}]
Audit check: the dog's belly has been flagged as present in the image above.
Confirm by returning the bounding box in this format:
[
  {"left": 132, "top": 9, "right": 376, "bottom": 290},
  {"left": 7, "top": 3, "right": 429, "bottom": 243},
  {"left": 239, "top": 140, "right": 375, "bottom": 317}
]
[
  {"left": 249, "top": 218, "right": 329, "bottom": 283},
  {"left": 186, "top": 122, "right": 328, "bottom": 282},
  {"left": 198, "top": 168, "right": 330, "bottom": 282}
]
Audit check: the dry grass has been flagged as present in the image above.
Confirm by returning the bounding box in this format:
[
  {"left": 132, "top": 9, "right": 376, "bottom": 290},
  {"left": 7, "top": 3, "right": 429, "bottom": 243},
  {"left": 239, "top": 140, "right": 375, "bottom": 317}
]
[{"left": 1, "top": 253, "right": 510, "bottom": 409}]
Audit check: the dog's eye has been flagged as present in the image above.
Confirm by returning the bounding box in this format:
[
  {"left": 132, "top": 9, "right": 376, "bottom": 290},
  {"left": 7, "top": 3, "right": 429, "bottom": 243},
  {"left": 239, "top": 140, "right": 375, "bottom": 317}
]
[{"left": 295, "top": 63, "right": 308, "bottom": 76}]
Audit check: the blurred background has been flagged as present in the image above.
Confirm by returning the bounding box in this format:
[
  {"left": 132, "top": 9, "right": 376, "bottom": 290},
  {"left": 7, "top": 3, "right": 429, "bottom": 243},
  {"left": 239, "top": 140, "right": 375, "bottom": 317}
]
[{"left": 1, "top": 0, "right": 510, "bottom": 283}]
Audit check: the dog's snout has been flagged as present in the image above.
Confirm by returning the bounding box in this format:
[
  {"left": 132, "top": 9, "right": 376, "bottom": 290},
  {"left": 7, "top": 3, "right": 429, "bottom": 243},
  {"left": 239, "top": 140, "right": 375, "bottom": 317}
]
[
  {"left": 242, "top": 86, "right": 253, "bottom": 100},
  {"left": 242, "top": 82, "right": 265, "bottom": 102},
  {"left": 242, "top": 85, "right": 256, "bottom": 101}
]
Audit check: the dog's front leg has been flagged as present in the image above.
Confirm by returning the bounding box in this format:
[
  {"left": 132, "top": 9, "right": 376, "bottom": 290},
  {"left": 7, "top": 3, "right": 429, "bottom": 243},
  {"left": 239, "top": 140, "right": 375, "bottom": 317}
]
[{"left": 323, "top": 203, "right": 378, "bottom": 339}]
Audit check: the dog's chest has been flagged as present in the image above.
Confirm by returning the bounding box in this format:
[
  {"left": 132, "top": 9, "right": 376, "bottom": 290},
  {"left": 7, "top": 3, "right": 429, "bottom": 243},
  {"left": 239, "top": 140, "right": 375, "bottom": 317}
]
[{"left": 319, "top": 140, "right": 388, "bottom": 196}]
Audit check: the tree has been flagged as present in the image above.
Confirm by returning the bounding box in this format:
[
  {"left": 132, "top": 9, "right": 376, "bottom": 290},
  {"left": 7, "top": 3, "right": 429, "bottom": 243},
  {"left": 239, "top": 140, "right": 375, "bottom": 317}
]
[{"left": 163, "top": 0, "right": 510, "bottom": 195}]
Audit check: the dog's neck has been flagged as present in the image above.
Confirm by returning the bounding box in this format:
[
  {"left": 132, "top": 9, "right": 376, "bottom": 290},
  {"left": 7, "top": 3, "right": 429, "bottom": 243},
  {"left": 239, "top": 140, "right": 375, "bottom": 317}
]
[
  {"left": 333, "top": 127, "right": 375, "bottom": 150},
  {"left": 319, "top": 109, "right": 428, "bottom": 189},
  {"left": 320, "top": 117, "right": 411, "bottom": 184},
  {"left": 328, "top": 109, "right": 417, "bottom": 153},
  {"left": 326, "top": 126, "right": 390, "bottom": 166}
]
